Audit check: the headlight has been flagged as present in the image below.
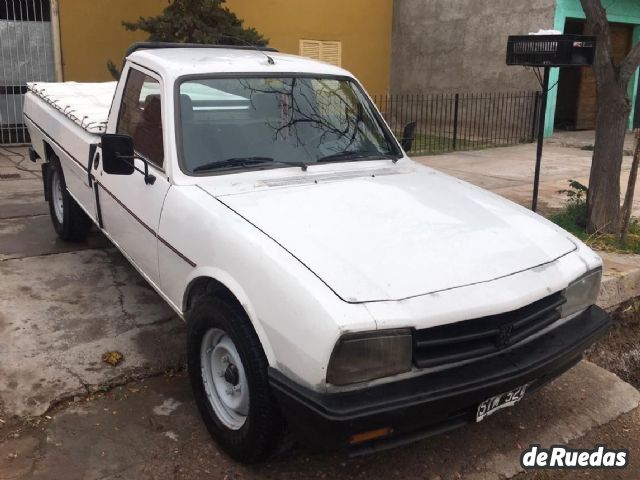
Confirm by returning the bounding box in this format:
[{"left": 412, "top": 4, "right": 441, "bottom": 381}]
[
  {"left": 561, "top": 268, "right": 602, "bottom": 317},
  {"left": 326, "top": 329, "right": 412, "bottom": 386}
]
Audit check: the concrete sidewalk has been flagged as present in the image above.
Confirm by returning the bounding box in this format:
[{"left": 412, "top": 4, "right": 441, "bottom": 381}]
[
  {"left": 547, "top": 130, "right": 637, "bottom": 153},
  {"left": 0, "top": 146, "right": 185, "bottom": 422},
  {"left": 414, "top": 141, "right": 639, "bottom": 216},
  {"left": 1, "top": 144, "right": 640, "bottom": 479},
  {"left": 1, "top": 364, "right": 638, "bottom": 480},
  {"left": 414, "top": 141, "right": 640, "bottom": 310}
]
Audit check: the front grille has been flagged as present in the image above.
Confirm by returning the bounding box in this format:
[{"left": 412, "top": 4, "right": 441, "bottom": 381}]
[{"left": 413, "top": 292, "right": 566, "bottom": 369}]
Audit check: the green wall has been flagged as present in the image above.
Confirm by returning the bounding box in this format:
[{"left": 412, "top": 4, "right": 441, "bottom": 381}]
[{"left": 546, "top": 0, "right": 640, "bottom": 136}]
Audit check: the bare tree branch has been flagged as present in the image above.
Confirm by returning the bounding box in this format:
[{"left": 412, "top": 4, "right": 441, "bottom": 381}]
[{"left": 619, "top": 129, "right": 640, "bottom": 243}]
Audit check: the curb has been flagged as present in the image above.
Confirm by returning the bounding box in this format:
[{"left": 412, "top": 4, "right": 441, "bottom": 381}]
[{"left": 598, "top": 251, "right": 640, "bottom": 310}]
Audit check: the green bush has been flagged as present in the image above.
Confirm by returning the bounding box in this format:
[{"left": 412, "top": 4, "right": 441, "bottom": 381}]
[{"left": 549, "top": 180, "right": 640, "bottom": 254}]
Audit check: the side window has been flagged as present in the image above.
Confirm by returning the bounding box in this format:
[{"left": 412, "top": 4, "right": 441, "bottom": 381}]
[{"left": 117, "top": 69, "right": 164, "bottom": 167}]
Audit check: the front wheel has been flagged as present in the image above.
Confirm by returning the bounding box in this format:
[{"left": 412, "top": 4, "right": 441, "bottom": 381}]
[
  {"left": 187, "top": 296, "right": 285, "bottom": 463},
  {"left": 47, "top": 156, "right": 92, "bottom": 241}
]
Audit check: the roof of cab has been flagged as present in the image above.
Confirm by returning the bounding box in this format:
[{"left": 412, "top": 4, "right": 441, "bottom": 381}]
[{"left": 127, "top": 48, "right": 353, "bottom": 81}]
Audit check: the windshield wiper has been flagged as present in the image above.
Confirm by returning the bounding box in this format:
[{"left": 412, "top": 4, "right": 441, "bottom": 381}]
[
  {"left": 193, "top": 157, "right": 307, "bottom": 173},
  {"left": 316, "top": 150, "right": 399, "bottom": 164}
]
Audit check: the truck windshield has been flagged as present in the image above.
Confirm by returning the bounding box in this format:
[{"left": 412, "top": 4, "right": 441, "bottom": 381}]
[{"left": 177, "top": 76, "right": 400, "bottom": 174}]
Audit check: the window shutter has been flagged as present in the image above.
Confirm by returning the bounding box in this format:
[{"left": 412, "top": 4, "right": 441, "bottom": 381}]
[
  {"left": 320, "top": 41, "right": 342, "bottom": 67},
  {"left": 299, "top": 40, "right": 321, "bottom": 60},
  {"left": 299, "top": 39, "right": 342, "bottom": 67}
]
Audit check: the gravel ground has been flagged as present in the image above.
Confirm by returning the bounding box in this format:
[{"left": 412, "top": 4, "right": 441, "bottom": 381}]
[
  {"left": 587, "top": 301, "right": 640, "bottom": 390},
  {"left": 517, "top": 303, "right": 640, "bottom": 480},
  {"left": 517, "top": 408, "right": 640, "bottom": 480}
]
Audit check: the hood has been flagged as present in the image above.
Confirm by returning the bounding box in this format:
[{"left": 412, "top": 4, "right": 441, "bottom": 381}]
[{"left": 202, "top": 163, "right": 576, "bottom": 303}]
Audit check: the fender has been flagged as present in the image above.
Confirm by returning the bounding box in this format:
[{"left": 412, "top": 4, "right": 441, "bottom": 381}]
[{"left": 182, "top": 266, "right": 276, "bottom": 366}]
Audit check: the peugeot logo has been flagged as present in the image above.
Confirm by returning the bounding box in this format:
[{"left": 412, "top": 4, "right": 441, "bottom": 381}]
[{"left": 496, "top": 324, "right": 514, "bottom": 349}]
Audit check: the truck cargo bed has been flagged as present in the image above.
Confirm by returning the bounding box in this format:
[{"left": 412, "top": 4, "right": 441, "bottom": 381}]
[
  {"left": 24, "top": 82, "right": 115, "bottom": 223},
  {"left": 27, "top": 81, "right": 116, "bottom": 134}
]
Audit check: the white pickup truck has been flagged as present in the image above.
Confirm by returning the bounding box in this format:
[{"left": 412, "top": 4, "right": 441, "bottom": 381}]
[{"left": 24, "top": 42, "right": 609, "bottom": 463}]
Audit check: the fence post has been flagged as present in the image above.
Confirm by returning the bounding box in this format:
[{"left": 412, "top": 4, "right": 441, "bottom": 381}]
[
  {"left": 452, "top": 93, "right": 459, "bottom": 150},
  {"left": 51, "top": 0, "right": 64, "bottom": 82}
]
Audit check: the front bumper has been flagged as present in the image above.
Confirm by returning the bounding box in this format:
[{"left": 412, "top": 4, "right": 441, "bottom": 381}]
[{"left": 269, "top": 305, "right": 610, "bottom": 455}]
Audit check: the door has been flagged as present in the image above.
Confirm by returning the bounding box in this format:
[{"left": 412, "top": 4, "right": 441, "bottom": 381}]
[
  {"left": 94, "top": 66, "right": 170, "bottom": 285},
  {"left": 555, "top": 20, "right": 633, "bottom": 130},
  {"left": 576, "top": 23, "right": 632, "bottom": 129},
  {"left": 0, "top": 0, "right": 55, "bottom": 144}
]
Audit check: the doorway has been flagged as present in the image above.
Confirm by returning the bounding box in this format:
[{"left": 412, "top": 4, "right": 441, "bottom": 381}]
[{"left": 555, "top": 19, "right": 634, "bottom": 131}]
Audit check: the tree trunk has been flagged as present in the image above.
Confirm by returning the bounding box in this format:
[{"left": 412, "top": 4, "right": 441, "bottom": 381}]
[{"left": 587, "top": 87, "right": 631, "bottom": 233}]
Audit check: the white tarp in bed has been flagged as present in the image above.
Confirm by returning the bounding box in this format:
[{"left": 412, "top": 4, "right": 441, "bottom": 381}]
[{"left": 27, "top": 81, "right": 117, "bottom": 134}]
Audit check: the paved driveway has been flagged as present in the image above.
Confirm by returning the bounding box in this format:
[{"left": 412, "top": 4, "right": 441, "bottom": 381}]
[
  {"left": 0, "top": 146, "right": 638, "bottom": 479},
  {"left": 0, "top": 147, "right": 185, "bottom": 420},
  {"left": 414, "top": 141, "right": 640, "bottom": 216}
]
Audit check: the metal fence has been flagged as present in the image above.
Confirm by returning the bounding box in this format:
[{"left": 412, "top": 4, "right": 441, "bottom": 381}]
[
  {"left": 372, "top": 91, "right": 541, "bottom": 155},
  {"left": 1, "top": 0, "right": 56, "bottom": 145}
]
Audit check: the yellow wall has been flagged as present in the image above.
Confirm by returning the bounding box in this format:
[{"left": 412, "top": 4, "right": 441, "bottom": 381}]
[
  {"left": 226, "top": 0, "right": 393, "bottom": 94},
  {"left": 58, "top": 0, "right": 393, "bottom": 93},
  {"left": 58, "top": 0, "right": 168, "bottom": 82}
]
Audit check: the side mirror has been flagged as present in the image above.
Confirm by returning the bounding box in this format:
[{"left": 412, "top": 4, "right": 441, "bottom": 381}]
[
  {"left": 400, "top": 121, "right": 417, "bottom": 152},
  {"left": 101, "top": 134, "right": 135, "bottom": 175}
]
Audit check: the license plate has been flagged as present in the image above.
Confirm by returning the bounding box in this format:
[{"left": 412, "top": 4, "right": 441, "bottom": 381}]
[{"left": 476, "top": 384, "right": 528, "bottom": 422}]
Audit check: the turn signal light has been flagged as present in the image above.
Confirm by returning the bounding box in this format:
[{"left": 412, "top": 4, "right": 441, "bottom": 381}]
[{"left": 349, "top": 427, "right": 393, "bottom": 445}]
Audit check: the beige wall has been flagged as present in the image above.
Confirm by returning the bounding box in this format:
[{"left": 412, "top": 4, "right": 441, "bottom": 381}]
[
  {"left": 58, "top": 0, "right": 168, "bottom": 82},
  {"left": 226, "top": 0, "right": 393, "bottom": 94},
  {"left": 390, "top": 0, "right": 557, "bottom": 94},
  {"left": 57, "top": 0, "right": 393, "bottom": 93}
]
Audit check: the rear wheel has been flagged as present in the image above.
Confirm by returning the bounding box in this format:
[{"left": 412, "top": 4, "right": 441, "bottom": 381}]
[
  {"left": 187, "top": 296, "right": 285, "bottom": 463},
  {"left": 47, "top": 156, "right": 92, "bottom": 241}
]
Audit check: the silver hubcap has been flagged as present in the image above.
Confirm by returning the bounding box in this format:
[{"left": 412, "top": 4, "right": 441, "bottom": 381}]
[
  {"left": 51, "top": 169, "right": 64, "bottom": 224},
  {"left": 200, "top": 328, "right": 249, "bottom": 430}
]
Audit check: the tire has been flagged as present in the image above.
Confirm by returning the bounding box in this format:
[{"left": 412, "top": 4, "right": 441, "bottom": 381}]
[
  {"left": 47, "top": 156, "right": 92, "bottom": 241},
  {"left": 187, "top": 296, "right": 285, "bottom": 463}
]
